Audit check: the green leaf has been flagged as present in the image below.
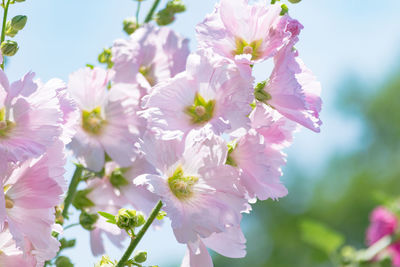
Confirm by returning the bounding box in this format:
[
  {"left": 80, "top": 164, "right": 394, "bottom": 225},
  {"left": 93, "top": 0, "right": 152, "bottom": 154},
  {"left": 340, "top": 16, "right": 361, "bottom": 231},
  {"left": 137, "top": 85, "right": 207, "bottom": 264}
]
[
  {"left": 98, "top": 211, "right": 116, "bottom": 224},
  {"left": 300, "top": 219, "right": 345, "bottom": 255}
]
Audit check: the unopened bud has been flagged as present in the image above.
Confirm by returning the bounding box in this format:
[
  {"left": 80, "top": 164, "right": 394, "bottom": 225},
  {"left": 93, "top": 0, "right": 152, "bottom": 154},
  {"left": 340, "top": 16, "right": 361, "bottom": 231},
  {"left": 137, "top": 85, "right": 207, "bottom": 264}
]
[
  {"left": 79, "top": 212, "right": 99, "bottom": 231},
  {"left": 116, "top": 208, "right": 145, "bottom": 231},
  {"left": 166, "top": 0, "right": 186, "bottom": 13},
  {"left": 5, "top": 21, "right": 18, "bottom": 37},
  {"left": 288, "top": 0, "right": 301, "bottom": 3},
  {"left": 133, "top": 251, "right": 147, "bottom": 263},
  {"left": 55, "top": 256, "right": 74, "bottom": 267},
  {"left": 155, "top": 9, "right": 175, "bottom": 26},
  {"left": 123, "top": 18, "right": 139, "bottom": 35},
  {"left": 1, "top": 40, "right": 19, "bottom": 57},
  {"left": 14, "top": 0, "right": 26, "bottom": 2},
  {"left": 11, "top": 15, "right": 27, "bottom": 31},
  {"left": 280, "top": 4, "right": 289, "bottom": 16},
  {"left": 98, "top": 48, "right": 113, "bottom": 69}
]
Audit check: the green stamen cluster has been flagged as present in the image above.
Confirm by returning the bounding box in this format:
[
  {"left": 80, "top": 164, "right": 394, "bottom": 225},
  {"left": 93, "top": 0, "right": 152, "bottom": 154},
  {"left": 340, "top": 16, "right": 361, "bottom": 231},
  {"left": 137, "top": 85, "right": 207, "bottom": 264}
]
[
  {"left": 168, "top": 166, "right": 198, "bottom": 200},
  {"left": 139, "top": 65, "right": 156, "bottom": 86},
  {"left": 0, "top": 107, "right": 15, "bottom": 138},
  {"left": 185, "top": 92, "right": 215, "bottom": 125},
  {"left": 226, "top": 142, "right": 238, "bottom": 167},
  {"left": 82, "top": 107, "right": 106, "bottom": 135},
  {"left": 233, "top": 38, "right": 263, "bottom": 60},
  {"left": 254, "top": 81, "right": 272, "bottom": 103}
]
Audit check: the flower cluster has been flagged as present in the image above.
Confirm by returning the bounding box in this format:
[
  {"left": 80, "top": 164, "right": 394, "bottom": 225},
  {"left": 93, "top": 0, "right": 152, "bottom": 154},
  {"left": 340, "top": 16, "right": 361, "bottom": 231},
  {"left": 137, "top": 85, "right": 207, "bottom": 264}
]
[
  {"left": 0, "top": 68, "right": 76, "bottom": 265},
  {"left": 62, "top": 0, "right": 321, "bottom": 266},
  {"left": 1, "top": 0, "right": 322, "bottom": 266}
]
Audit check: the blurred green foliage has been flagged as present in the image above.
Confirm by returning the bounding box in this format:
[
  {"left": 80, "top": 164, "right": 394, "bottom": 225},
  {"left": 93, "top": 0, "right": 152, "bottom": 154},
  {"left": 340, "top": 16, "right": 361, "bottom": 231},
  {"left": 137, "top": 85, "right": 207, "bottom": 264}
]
[{"left": 213, "top": 70, "right": 400, "bottom": 266}]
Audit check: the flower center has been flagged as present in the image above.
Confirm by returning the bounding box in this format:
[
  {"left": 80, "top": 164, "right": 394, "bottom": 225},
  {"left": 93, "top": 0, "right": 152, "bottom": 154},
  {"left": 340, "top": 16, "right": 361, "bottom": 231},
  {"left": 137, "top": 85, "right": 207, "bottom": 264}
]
[
  {"left": 184, "top": 92, "right": 215, "bottom": 125},
  {"left": 139, "top": 65, "right": 156, "bottom": 86},
  {"left": 82, "top": 107, "right": 106, "bottom": 135},
  {"left": 233, "top": 38, "right": 263, "bottom": 60},
  {"left": 226, "top": 142, "right": 238, "bottom": 167},
  {"left": 254, "top": 81, "right": 272, "bottom": 103},
  {"left": 168, "top": 166, "right": 198, "bottom": 200},
  {"left": 0, "top": 108, "right": 14, "bottom": 138},
  {"left": 5, "top": 195, "right": 14, "bottom": 209}
]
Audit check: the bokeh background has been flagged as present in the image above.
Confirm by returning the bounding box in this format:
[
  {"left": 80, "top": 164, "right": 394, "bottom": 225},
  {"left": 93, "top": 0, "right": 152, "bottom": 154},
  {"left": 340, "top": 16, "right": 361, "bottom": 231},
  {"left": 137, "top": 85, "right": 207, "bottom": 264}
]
[{"left": 4, "top": 0, "right": 400, "bottom": 266}]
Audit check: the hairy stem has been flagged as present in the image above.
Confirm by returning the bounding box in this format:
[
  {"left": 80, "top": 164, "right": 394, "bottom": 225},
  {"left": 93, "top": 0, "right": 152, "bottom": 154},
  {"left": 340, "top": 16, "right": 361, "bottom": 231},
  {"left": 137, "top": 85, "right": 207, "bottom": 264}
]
[
  {"left": 144, "top": 0, "right": 161, "bottom": 23},
  {"left": 62, "top": 165, "right": 83, "bottom": 220},
  {"left": 0, "top": 0, "right": 11, "bottom": 70},
  {"left": 116, "top": 200, "right": 163, "bottom": 267}
]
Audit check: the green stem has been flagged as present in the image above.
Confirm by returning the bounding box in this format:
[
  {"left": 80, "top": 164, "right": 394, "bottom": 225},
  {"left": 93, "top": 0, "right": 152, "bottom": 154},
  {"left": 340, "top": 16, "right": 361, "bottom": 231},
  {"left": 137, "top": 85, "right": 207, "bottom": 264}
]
[
  {"left": 62, "top": 165, "right": 83, "bottom": 220},
  {"left": 136, "top": 0, "right": 141, "bottom": 25},
  {"left": 0, "top": 0, "right": 10, "bottom": 70},
  {"left": 116, "top": 200, "right": 163, "bottom": 267},
  {"left": 144, "top": 0, "right": 161, "bottom": 23}
]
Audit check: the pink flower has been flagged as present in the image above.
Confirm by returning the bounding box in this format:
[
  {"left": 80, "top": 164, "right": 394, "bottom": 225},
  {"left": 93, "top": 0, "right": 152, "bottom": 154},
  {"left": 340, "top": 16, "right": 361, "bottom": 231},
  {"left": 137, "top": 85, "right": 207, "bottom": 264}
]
[
  {"left": 249, "top": 103, "right": 297, "bottom": 148},
  {"left": 181, "top": 226, "right": 246, "bottom": 267},
  {"left": 0, "top": 71, "right": 64, "bottom": 169},
  {"left": 196, "top": 0, "right": 301, "bottom": 64},
  {"left": 67, "top": 67, "right": 141, "bottom": 172},
  {"left": 264, "top": 41, "right": 322, "bottom": 132},
  {"left": 366, "top": 206, "right": 400, "bottom": 266},
  {"left": 112, "top": 24, "right": 189, "bottom": 92},
  {"left": 227, "top": 131, "right": 288, "bottom": 201},
  {"left": 140, "top": 128, "right": 249, "bottom": 244},
  {"left": 0, "top": 226, "right": 36, "bottom": 267},
  {"left": 143, "top": 50, "right": 253, "bottom": 139},
  {"left": 0, "top": 143, "right": 64, "bottom": 261}
]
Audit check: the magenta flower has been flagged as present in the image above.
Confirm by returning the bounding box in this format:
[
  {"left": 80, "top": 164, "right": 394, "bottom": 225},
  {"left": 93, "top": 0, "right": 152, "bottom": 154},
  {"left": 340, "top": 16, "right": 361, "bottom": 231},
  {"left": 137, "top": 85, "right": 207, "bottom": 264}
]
[
  {"left": 143, "top": 50, "right": 253, "bottom": 138},
  {"left": 67, "top": 67, "right": 141, "bottom": 172},
  {"left": 366, "top": 206, "right": 400, "bottom": 266},
  {"left": 112, "top": 24, "right": 189, "bottom": 91},
  {"left": 140, "top": 128, "right": 248, "bottom": 244},
  {"left": 196, "top": 0, "right": 300, "bottom": 64}
]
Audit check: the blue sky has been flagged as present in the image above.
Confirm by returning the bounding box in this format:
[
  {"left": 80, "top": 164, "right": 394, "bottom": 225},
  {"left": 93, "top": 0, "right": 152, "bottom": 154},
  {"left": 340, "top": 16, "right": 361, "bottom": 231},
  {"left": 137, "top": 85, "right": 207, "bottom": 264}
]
[{"left": 4, "top": 0, "right": 400, "bottom": 266}]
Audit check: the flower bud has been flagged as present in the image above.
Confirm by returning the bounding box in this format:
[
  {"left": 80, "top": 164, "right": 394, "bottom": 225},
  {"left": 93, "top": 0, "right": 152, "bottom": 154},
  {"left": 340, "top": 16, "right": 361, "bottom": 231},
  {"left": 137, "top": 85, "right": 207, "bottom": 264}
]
[
  {"left": 123, "top": 17, "right": 139, "bottom": 35},
  {"left": 280, "top": 4, "right": 289, "bottom": 16},
  {"left": 166, "top": 0, "right": 186, "bottom": 13},
  {"left": 98, "top": 48, "right": 113, "bottom": 69},
  {"left": 11, "top": 15, "right": 27, "bottom": 31},
  {"left": 15, "top": 0, "right": 26, "bottom": 2},
  {"left": 5, "top": 21, "right": 18, "bottom": 37},
  {"left": 116, "top": 208, "right": 145, "bottom": 231},
  {"left": 55, "top": 256, "right": 73, "bottom": 267},
  {"left": 155, "top": 9, "right": 175, "bottom": 26},
  {"left": 1, "top": 40, "right": 19, "bottom": 57},
  {"left": 79, "top": 211, "right": 99, "bottom": 231},
  {"left": 133, "top": 251, "right": 147, "bottom": 263},
  {"left": 288, "top": 0, "right": 301, "bottom": 3}
]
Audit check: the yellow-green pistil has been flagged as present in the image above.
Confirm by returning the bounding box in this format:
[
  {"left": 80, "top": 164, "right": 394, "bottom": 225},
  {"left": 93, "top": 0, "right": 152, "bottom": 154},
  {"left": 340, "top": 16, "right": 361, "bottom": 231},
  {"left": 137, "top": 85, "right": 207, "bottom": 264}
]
[
  {"left": 226, "top": 142, "right": 238, "bottom": 167},
  {"left": 185, "top": 93, "right": 215, "bottom": 125},
  {"left": 168, "top": 167, "right": 198, "bottom": 200},
  {"left": 0, "top": 107, "right": 15, "bottom": 138},
  {"left": 82, "top": 107, "right": 106, "bottom": 135},
  {"left": 233, "top": 38, "right": 263, "bottom": 61}
]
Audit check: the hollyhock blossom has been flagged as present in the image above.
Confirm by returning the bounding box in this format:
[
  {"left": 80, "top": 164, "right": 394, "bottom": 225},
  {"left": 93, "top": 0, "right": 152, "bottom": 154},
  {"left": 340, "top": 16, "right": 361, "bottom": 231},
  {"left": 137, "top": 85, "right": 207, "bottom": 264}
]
[
  {"left": 0, "top": 143, "right": 65, "bottom": 262},
  {"left": 181, "top": 226, "right": 246, "bottom": 267},
  {"left": 82, "top": 159, "right": 158, "bottom": 255},
  {"left": 0, "top": 226, "right": 36, "bottom": 267},
  {"left": 0, "top": 70, "right": 63, "bottom": 170},
  {"left": 143, "top": 50, "right": 253, "bottom": 139},
  {"left": 366, "top": 206, "right": 400, "bottom": 266},
  {"left": 196, "top": 0, "right": 301, "bottom": 64},
  {"left": 249, "top": 103, "right": 297, "bottom": 148},
  {"left": 112, "top": 24, "right": 189, "bottom": 92},
  {"left": 226, "top": 131, "right": 287, "bottom": 201},
  {"left": 261, "top": 40, "right": 322, "bottom": 132},
  {"left": 68, "top": 67, "right": 141, "bottom": 172},
  {"left": 140, "top": 128, "right": 249, "bottom": 244}
]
